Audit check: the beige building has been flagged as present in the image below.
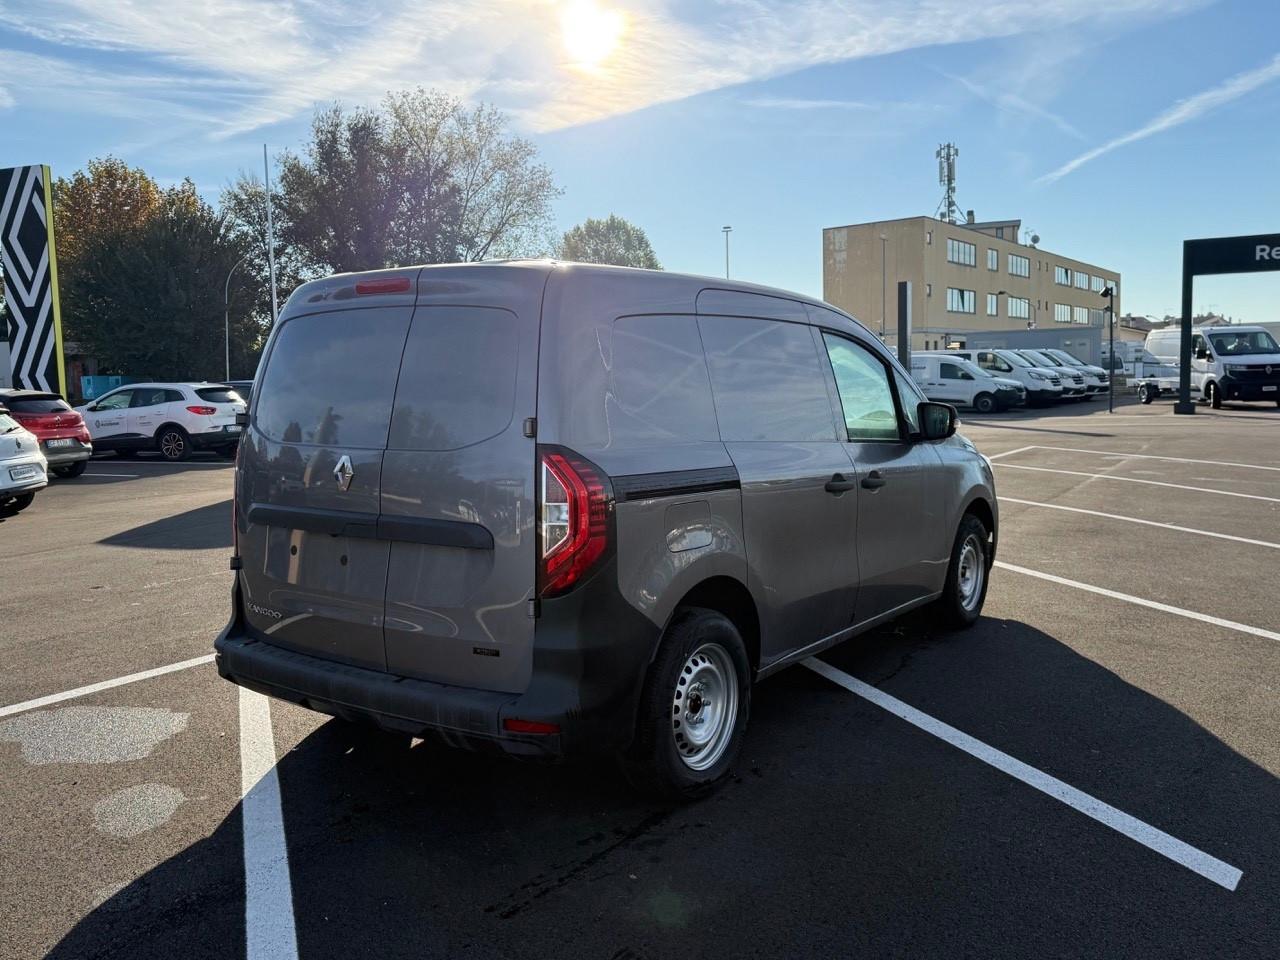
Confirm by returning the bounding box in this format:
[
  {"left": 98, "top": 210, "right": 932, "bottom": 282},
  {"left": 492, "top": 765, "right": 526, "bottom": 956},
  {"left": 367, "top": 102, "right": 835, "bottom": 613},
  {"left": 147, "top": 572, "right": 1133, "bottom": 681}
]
[{"left": 823, "top": 216, "right": 1121, "bottom": 350}]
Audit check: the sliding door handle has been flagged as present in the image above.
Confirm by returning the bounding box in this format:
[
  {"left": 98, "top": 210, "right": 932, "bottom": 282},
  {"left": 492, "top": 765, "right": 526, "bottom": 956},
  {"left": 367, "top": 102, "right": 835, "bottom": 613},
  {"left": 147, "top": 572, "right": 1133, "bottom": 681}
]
[{"left": 860, "top": 471, "right": 886, "bottom": 490}]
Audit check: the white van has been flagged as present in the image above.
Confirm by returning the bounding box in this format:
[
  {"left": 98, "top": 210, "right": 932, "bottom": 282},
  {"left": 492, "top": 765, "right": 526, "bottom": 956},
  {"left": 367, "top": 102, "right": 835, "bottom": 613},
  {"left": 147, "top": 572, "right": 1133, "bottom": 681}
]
[
  {"left": 929, "top": 349, "right": 1065, "bottom": 406},
  {"left": 1035, "top": 348, "right": 1111, "bottom": 396},
  {"left": 1145, "top": 325, "right": 1280, "bottom": 408},
  {"left": 1012, "top": 350, "right": 1089, "bottom": 399},
  {"left": 910, "top": 355, "right": 1025, "bottom": 412}
]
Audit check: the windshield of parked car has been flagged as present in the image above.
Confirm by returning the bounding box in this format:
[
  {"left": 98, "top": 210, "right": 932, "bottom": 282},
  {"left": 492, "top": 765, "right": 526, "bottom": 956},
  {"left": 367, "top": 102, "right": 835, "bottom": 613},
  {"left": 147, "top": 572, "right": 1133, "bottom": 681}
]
[
  {"left": 4, "top": 396, "right": 73, "bottom": 413},
  {"left": 1046, "top": 349, "right": 1086, "bottom": 367},
  {"left": 0, "top": 412, "right": 21, "bottom": 433},
  {"left": 1019, "top": 351, "right": 1057, "bottom": 367},
  {"left": 1208, "top": 331, "right": 1280, "bottom": 356},
  {"left": 999, "top": 351, "right": 1031, "bottom": 368}
]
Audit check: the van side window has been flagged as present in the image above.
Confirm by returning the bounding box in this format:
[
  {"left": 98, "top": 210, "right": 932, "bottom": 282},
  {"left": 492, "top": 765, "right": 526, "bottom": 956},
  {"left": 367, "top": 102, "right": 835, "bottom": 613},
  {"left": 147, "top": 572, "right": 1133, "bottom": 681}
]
[
  {"left": 610, "top": 315, "right": 718, "bottom": 442},
  {"left": 698, "top": 316, "right": 836, "bottom": 442},
  {"left": 389, "top": 306, "right": 519, "bottom": 451},
  {"left": 939, "top": 362, "right": 972, "bottom": 380},
  {"left": 821, "top": 334, "right": 902, "bottom": 441},
  {"left": 256, "top": 308, "right": 411, "bottom": 447}
]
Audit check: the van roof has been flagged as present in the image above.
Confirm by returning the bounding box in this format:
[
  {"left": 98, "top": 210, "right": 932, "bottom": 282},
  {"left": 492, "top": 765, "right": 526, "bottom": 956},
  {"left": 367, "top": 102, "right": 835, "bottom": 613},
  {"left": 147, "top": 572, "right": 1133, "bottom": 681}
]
[{"left": 286, "top": 259, "right": 863, "bottom": 328}]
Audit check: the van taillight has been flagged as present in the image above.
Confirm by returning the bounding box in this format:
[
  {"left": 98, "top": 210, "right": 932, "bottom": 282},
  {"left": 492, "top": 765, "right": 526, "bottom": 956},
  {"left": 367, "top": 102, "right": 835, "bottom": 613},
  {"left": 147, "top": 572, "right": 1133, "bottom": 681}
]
[
  {"left": 539, "top": 448, "right": 611, "bottom": 597},
  {"left": 355, "top": 276, "right": 412, "bottom": 295}
]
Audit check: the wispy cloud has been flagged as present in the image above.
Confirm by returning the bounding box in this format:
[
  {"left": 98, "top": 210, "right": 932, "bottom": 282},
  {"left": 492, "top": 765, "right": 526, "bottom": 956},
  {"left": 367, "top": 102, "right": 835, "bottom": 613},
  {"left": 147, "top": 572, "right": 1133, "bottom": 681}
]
[
  {"left": 942, "top": 71, "right": 1085, "bottom": 139},
  {"left": 742, "top": 96, "right": 881, "bottom": 110},
  {"left": 1039, "top": 52, "right": 1280, "bottom": 183},
  {"left": 0, "top": 86, "right": 13, "bottom": 109}
]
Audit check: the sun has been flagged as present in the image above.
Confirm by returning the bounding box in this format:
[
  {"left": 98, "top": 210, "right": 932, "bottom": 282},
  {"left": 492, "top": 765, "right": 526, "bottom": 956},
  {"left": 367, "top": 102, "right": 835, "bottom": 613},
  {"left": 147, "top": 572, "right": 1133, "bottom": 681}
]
[{"left": 560, "top": 0, "right": 627, "bottom": 68}]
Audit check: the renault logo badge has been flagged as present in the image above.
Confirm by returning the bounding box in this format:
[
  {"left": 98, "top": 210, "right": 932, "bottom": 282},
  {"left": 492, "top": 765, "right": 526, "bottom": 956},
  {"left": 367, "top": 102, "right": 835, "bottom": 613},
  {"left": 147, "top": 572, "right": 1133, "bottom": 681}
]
[{"left": 334, "top": 455, "right": 354, "bottom": 492}]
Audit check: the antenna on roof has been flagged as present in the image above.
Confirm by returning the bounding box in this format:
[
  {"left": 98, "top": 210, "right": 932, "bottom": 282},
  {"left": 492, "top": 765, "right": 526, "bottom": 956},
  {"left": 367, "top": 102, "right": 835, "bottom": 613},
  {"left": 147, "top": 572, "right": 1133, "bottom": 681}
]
[{"left": 935, "top": 143, "right": 960, "bottom": 224}]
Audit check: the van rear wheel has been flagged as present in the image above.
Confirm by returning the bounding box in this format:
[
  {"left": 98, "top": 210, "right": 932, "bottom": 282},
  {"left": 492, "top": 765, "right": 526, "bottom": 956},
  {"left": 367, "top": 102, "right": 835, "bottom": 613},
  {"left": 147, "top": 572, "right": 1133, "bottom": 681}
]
[
  {"left": 623, "top": 608, "right": 750, "bottom": 800},
  {"left": 933, "top": 513, "right": 990, "bottom": 629}
]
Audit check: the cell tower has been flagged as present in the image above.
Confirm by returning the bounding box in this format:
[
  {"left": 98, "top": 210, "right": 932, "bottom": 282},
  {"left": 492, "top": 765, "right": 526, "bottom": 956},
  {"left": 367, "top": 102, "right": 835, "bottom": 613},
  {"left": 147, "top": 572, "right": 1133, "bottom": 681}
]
[{"left": 935, "top": 143, "right": 960, "bottom": 224}]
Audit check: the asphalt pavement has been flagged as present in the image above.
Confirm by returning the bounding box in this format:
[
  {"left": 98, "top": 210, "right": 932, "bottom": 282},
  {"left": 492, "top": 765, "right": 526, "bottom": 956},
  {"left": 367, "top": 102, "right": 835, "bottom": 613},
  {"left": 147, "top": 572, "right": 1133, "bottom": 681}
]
[{"left": 2, "top": 399, "right": 1278, "bottom": 960}]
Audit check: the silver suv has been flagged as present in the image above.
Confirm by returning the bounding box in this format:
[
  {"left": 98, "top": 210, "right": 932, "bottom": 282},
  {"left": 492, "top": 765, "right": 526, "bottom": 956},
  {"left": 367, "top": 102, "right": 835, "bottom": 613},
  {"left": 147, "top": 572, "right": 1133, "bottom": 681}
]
[{"left": 214, "top": 262, "right": 997, "bottom": 797}]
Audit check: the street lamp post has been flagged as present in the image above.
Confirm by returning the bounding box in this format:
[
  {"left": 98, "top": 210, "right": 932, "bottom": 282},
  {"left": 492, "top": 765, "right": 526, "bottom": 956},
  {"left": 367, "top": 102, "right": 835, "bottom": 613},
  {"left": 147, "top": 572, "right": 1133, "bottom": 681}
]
[
  {"left": 224, "top": 254, "right": 249, "bottom": 382},
  {"left": 1101, "top": 286, "right": 1116, "bottom": 413},
  {"left": 722, "top": 226, "right": 732, "bottom": 279},
  {"left": 879, "top": 233, "right": 887, "bottom": 338}
]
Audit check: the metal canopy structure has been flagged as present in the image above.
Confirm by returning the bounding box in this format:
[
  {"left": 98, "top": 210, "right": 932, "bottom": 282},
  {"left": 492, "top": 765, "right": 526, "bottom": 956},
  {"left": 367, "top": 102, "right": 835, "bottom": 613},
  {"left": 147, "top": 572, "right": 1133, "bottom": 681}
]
[{"left": 1176, "top": 232, "right": 1280, "bottom": 414}]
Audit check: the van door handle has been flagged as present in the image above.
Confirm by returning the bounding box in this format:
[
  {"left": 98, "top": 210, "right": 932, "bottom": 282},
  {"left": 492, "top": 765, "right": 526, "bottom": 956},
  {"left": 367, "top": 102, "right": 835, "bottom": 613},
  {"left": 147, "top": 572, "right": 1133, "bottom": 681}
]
[
  {"left": 824, "top": 473, "right": 857, "bottom": 494},
  {"left": 860, "top": 471, "right": 886, "bottom": 490}
]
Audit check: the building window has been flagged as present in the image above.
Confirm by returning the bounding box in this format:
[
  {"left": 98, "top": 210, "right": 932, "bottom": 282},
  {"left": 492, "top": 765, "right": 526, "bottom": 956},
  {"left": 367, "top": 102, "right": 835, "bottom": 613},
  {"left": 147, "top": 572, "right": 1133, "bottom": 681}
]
[
  {"left": 1073, "top": 306, "right": 1089, "bottom": 324},
  {"left": 1090, "top": 275, "right": 1105, "bottom": 293},
  {"left": 946, "top": 288, "right": 976, "bottom": 314},
  {"left": 986, "top": 293, "right": 998, "bottom": 316},
  {"left": 996, "top": 227, "right": 1005, "bottom": 238},
  {"left": 1074, "top": 270, "right": 1089, "bottom": 289},
  {"left": 1008, "top": 254, "right": 1030, "bottom": 278},
  {"left": 1090, "top": 308, "right": 1106, "bottom": 325},
  {"left": 1008, "top": 297, "right": 1030, "bottom": 320},
  {"left": 926, "top": 230, "right": 933, "bottom": 245},
  {"left": 925, "top": 283, "right": 932, "bottom": 297},
  {"left": 1055, "top": 265, "right": 1070, "bottom": 285},
  {"left": 946, "top": 238, "right": 976, "bottom": 267},
  {"left": 1054, "top": 303, "right": 1072, "bottom": 324},
  {"left": 987, "top": 248, "right": 998, "bottom": 271}
]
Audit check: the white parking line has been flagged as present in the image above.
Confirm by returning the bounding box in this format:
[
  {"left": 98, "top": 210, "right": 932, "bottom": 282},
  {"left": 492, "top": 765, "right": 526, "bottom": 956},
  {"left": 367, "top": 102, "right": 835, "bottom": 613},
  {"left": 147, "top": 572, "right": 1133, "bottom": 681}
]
[
  {"left": 803, "top": 658, "right": 1243, "bottom": 891},
  {"left": 82, "top": 472, "right": 140, "bottom": 479},
  {"left": 998, "top": 497, "right": 1280, "bottom": 550},
  {"left": 995, "top": 561, "right": 1280, "bottom": 643},
  {"left": 983, "top": 445, "right": 1036, "bottom": 461},
  {"left": 239, "top": 687, "right": 299, "bottom": 960},
  {"left": 994, "top": 463, "right": 1280, "bottom": 504},
  {"left": 1029, "top": 446, "right": 1280, "bottom": 472},
  {"left": 0, "top": 654, "right": 215, "bottom": 718}
]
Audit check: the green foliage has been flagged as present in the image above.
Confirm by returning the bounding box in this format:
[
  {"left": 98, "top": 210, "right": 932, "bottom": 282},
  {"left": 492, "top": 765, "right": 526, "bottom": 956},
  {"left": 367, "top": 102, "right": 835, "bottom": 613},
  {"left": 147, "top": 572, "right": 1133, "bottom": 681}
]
[{"left": 555, "top": 214, "right": 661, "bottom": 269}]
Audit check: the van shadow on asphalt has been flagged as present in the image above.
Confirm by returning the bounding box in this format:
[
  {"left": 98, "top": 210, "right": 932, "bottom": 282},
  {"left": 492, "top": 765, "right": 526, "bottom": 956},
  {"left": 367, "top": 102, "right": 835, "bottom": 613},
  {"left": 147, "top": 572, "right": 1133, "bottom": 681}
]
[
  {"left": 98, "top": 499, "right": 232, "bottom": 550},
  {"left": 44, "top": 615, "right": 1280, "bottom": 960}
]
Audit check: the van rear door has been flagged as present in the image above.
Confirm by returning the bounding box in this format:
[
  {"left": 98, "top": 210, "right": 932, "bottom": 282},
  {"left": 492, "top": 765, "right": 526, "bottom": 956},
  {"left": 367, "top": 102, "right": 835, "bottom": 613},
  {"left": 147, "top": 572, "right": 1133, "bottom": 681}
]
[
  {"left": 238, "top": 287, "right": 415, "bottom": 671},
  {"left": 380, "top": 270, "right": 542, "bottom": 694}
]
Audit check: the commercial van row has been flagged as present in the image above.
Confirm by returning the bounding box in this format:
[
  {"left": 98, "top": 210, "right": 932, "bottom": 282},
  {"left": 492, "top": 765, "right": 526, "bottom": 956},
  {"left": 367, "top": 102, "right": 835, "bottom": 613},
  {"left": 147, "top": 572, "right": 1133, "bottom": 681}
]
[{"left": 908, "top": 347, "right": 1111, "bottom": 413}]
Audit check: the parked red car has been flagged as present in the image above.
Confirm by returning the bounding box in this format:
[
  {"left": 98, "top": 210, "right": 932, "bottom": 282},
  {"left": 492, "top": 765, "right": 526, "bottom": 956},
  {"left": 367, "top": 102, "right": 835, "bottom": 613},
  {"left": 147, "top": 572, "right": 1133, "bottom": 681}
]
[{"left": 0, "top": 390, "right": 93, "bottom": 478}]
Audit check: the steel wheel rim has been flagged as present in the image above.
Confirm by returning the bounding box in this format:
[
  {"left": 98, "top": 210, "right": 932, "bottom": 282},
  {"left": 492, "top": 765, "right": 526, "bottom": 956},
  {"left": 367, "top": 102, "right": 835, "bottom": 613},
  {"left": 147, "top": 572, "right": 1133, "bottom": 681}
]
[
  {"left": 161, "top": 432, "right": 184, "bottom": 459},
  {"left": 957, "top": 534, "right": 985, "bottom": 611},
  {"left": 671, "top": 642, "right": 738, "bottom": 771}
]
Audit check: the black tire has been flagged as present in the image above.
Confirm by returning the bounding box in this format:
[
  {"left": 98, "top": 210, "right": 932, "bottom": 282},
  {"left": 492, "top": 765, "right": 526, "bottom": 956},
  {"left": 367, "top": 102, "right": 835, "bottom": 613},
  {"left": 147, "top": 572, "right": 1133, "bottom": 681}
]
[
  {"left": 1207, "top": 381, "right": 1222, "bottom": 409},
  {"left": 53, "top": 460, "right": 88, "bottom": 479},
  {"left": 1138, "top": 383, "right": 1154, "bottom": 404},
  {"left": 622, "top": 608, "right": 751, "bottom": 800},
  {"left": 7, "top": 492, "right": 36, "bottom": 513},
  {"left": 156, "top": 426, "right": 191, "bottom": 462},
  {"left": 973, "top": 392, "right": 996, "bottom": 414},
  {"left": 934, "top": 512, "right": 991, "bottom": 629}
]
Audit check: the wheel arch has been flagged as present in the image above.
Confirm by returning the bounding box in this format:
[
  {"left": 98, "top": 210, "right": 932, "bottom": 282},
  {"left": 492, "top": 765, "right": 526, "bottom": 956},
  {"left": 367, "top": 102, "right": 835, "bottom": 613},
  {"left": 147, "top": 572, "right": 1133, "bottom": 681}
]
[{"left": 664, "top": 575, "right": 761, "bottom": 676}]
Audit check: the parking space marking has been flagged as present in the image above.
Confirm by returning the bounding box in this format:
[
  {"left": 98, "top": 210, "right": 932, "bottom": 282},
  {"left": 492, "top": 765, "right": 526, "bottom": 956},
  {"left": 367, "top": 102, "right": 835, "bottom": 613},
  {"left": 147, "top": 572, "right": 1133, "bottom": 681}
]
[
  {"left": 803, "top": 658, "right": 1243, "bottom": 891},
  {"left": 995, "top": 562, "right": 1280, "bottom": 643},
  {"left": 983, "top": 445, "right": 1036, "bottom": 461},
  {"left": 994, "top": 463, "right": 1280, "bottom": 504},
  {"left": 81, "top": 472, "right": 140, "bottom": 479},
  {"left": 1028, "top": 446, "right": 1280, "bottom": 472},
  {"left": 998, "top": 497, "right": 1280, "bottom": 550},
  {"left": 0, "top": 654, "right": 215, "bottom": 718},
  {"left": 239, "top": 687, "right": 298, "bottom": 960}
]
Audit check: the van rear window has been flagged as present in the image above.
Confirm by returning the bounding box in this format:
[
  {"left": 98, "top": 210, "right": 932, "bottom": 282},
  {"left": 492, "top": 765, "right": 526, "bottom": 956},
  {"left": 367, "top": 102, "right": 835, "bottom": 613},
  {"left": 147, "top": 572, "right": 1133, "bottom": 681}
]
[
  {"left": 610, "top": 316, "right": 718, "bottom": 442},
  {"left": 196, "top": 387, "right": 243, "bottom": 404},
  {"left": 255, "top": 308, "right": 412, "bottom": 447},
  {"left": 388, "top": 306, "right": 519, "bottom": 451},
  {"left": 3, "top": 396, "right": 71, "bottom": 413}
]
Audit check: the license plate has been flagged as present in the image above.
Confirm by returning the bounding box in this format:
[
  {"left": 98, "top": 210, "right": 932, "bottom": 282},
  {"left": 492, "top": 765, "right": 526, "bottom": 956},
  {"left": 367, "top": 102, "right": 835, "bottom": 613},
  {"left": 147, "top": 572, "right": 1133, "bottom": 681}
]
[
  {"left": 46, "top": 438, "right": 74, "bottom": 448},
  {"left": 225, "top": 424, "right": 242, "bottom": 433},
  {"left": 1264, "top": 385, "right": 1277, "bottom": 392},
  {"left": 9, "top": 465, "right": 36, "bottom": 481}
]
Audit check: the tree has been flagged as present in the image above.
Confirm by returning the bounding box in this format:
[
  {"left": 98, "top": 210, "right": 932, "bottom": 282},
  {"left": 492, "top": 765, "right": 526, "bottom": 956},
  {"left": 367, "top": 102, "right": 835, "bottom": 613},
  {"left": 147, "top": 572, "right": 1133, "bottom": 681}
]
[
  {"left": 222, "top": 90, "right": 561, "bottom": 278},
  {"left": 555, "top": 214, "right": 661, "bottom": 269},
  {"left": 66, "top": 192, "right": 265, "bottom": 380}
]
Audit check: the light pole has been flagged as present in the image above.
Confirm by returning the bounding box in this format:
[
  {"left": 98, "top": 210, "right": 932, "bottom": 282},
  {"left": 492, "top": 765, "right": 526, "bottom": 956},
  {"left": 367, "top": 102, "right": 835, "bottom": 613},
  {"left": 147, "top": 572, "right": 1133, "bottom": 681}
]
[
  {"left": 225, "top": 254, "right": 249, "bottom": 382},
  {"left": 1101, "top": 285, "right": 1116, "bottom": 413},
  {"left": 722, "top": 226, "right": 732, "bottom": 279},
  {"left": 879, "top": 233, "right": 887, "bottom": 338}
]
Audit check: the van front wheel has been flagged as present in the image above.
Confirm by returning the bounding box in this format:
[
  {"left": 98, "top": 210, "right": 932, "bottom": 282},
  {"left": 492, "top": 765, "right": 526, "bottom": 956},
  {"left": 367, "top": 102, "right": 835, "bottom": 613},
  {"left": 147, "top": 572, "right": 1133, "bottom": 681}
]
[
  {"left": 623, "top": 608, "right": 750, "bottom": 800},
  {"left": 973, "top": 392, "right": 996, "bottom": 414},
  {"left": 1206, "top": 381, "right": 1222, "bottom": 409},
  {"left": 933, "top": 513, "right": 990, "bottom": 629}
]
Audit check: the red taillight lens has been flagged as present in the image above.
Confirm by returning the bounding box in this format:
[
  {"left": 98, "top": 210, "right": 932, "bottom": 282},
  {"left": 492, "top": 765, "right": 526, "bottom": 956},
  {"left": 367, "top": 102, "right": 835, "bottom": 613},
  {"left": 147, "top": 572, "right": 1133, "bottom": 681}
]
[
  {"left": 502, "top": 718, "right": 561, "bottom": 735},
  {"left": 355, "top": 276, "right": 412, "bottom": 296},
  {"left": 186, "top": 405, "right": 217, "bottom": 415},
  {"left": 539, "top": 448, "right": 611, "bottom": 597}
]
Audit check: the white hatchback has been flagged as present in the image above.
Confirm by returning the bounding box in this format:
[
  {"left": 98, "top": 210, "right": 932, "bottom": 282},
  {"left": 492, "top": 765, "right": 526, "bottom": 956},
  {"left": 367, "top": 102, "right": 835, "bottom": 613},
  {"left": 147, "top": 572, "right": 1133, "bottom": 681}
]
[
  {"left": 0, "top": 409, "right": 48, "bottom": 512},
  {"left": 76, "top": 383, "right": 247, "bottom": 461}
]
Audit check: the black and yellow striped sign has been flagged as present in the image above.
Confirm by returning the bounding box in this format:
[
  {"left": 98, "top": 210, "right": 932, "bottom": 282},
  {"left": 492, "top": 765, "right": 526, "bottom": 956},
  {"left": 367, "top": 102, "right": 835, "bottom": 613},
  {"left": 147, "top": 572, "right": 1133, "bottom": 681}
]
[{"left": 1, "top": 165, "right": 66, "bottom": 396}]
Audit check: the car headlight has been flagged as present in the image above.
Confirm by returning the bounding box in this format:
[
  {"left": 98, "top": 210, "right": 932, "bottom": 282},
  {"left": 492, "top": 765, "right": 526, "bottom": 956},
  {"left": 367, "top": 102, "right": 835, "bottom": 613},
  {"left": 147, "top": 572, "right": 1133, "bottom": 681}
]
[{"left": 1028, "top": 371, "right": 1048, "bottom": 381}]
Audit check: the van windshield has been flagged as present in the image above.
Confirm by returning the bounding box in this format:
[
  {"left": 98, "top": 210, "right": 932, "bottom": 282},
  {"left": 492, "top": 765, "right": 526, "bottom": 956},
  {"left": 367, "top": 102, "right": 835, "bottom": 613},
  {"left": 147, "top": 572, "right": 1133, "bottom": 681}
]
[
  {"left": 1208, "top": 330, "right": 1279, "bottom": 356},
  {"left": 1000, "top": 351, "right": 1031, "bottom": 368},
  {"left": 1046, "top": 349, "right": 1085, "bottom": 366}
]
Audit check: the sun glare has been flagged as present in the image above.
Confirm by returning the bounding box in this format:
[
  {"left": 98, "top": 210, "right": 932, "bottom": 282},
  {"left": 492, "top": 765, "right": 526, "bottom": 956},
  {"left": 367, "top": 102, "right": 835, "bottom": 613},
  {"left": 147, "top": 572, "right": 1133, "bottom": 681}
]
[{"left": 560, "top": 0, "right": 626, "bottom": 68}]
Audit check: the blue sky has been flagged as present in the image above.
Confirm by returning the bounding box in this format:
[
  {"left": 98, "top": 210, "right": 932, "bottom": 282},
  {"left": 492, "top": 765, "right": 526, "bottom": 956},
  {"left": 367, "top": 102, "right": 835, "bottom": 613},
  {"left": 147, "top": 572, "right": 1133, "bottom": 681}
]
[{"left": 1, "top": 0, "right": 1277, "bottom": 321}]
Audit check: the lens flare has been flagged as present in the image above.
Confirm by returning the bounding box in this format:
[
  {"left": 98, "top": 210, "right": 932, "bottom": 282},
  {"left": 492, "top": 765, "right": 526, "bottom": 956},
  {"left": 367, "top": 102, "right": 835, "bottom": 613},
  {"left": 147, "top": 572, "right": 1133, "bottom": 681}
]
[{"left": 560, "top": 0, "right": 626, "bottom": 68}]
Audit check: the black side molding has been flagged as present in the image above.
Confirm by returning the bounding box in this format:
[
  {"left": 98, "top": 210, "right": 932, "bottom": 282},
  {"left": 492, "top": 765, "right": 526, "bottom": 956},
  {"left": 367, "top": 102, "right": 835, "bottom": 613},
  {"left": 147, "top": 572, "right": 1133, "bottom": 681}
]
[
  {"left": 247, "top": 504, "right": 493, "bottom": 549},
  {"left": 612, "top": 466, "right": 740, "bottom": 502}
]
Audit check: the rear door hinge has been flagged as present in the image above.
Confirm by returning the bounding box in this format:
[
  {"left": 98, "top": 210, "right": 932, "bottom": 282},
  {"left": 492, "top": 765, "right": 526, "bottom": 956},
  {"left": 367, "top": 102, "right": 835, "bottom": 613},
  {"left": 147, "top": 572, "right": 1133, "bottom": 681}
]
[{"left": 522, "top": 417, "right": 537, "bottom": 438}]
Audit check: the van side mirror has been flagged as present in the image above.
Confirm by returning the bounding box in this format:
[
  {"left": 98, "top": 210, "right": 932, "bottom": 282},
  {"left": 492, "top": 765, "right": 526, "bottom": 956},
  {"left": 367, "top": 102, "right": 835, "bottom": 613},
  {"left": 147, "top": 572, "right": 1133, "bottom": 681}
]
[
  {"left": 1194, "top": 346, "right": 1208, "bottom": 360},
  {"left": 917, "top": 401, "right": 957, "bottom": 441}
]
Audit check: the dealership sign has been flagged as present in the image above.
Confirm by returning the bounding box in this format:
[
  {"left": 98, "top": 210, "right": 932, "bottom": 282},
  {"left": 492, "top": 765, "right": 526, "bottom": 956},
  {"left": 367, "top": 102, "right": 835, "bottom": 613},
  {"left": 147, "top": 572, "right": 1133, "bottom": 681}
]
[
  {"left": 1184, "top": 232, "right": 1280, "bottom": 276},
  {"left": 1, "top": 165, "right": 66, "bottom": 395}
]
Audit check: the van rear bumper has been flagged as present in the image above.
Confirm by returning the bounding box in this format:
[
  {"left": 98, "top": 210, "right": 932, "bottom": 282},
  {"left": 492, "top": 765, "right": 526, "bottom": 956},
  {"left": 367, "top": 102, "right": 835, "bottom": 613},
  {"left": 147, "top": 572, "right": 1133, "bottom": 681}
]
[{"left": 214, "top": 559, "right": 660, "bottom": 759}]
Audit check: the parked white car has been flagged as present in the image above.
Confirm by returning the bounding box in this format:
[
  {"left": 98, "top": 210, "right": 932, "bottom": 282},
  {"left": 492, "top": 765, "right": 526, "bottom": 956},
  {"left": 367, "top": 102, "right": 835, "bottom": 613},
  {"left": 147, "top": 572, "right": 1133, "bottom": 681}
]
[
  {"left": 930, "top": 348, "right": 1065, "bottom": 406},
  {"left": 911, "top": 355, "right": 1026, "bottom": 412},
  {"left": 1035, "top": 348, "right": 1111, "bottom": 395},
  {"left": 1013, "top": 350, "right": 1089, "bottom": 398},
  {"left": 76, "top": 383, "right": 247, "bottom": 461},
  {"left": 0, "top": 408, "right": 48, "bottom": 513}
]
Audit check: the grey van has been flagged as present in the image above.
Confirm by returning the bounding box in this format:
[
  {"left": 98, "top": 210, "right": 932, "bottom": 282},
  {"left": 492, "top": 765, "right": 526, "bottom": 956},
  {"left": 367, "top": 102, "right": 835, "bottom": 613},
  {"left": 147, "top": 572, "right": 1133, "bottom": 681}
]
[{"left": 214, "top": 262, "right": 997, "bottom": 797}]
